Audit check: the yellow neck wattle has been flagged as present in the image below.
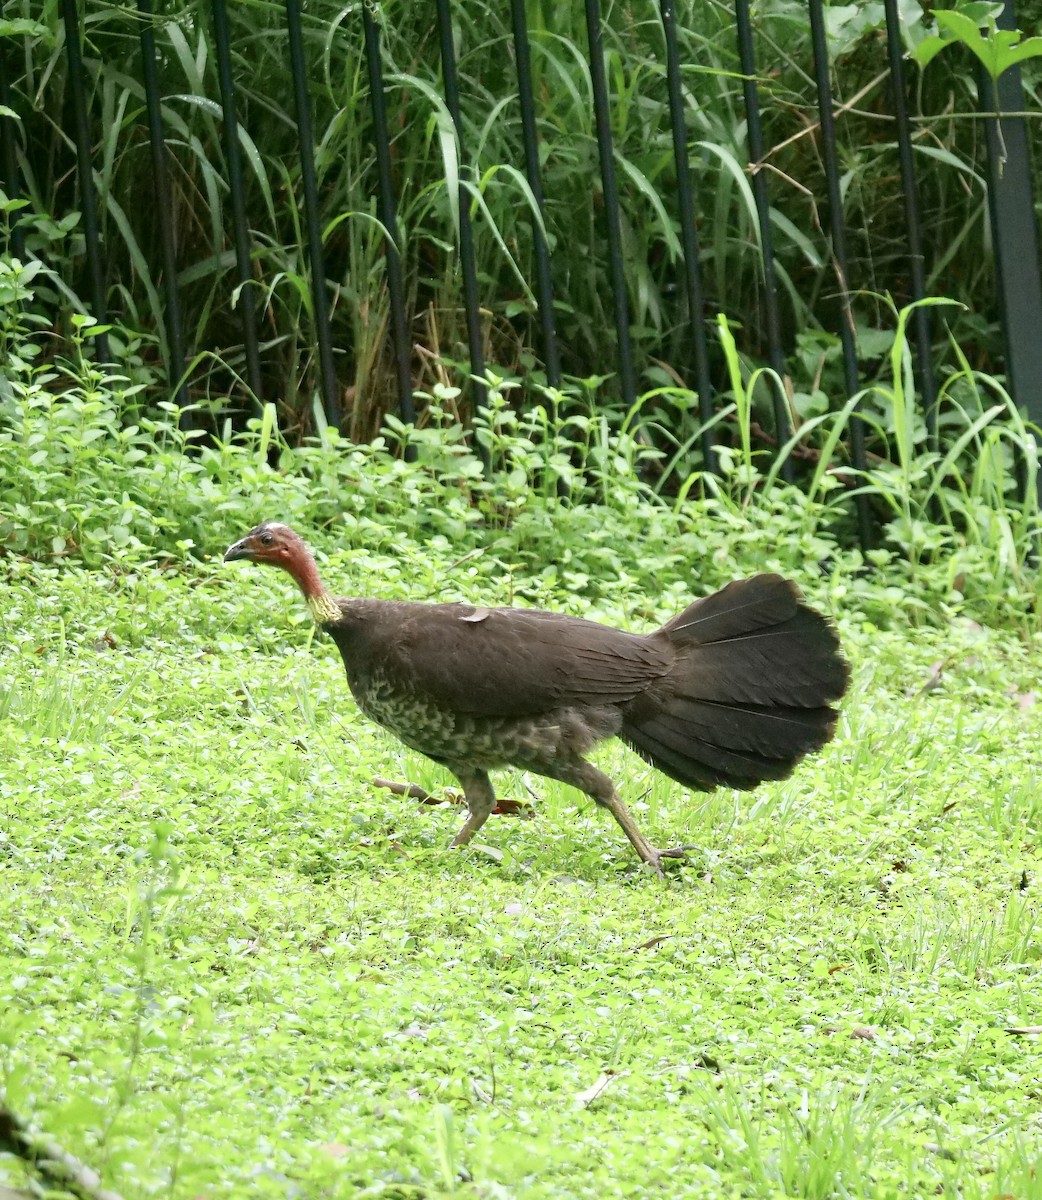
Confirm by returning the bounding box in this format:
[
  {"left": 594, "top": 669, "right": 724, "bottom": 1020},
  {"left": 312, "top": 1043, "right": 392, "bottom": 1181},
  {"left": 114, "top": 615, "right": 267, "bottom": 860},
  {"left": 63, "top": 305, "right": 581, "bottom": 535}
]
[{"left": 307, "top": 592, "right": 342, "bottom": 624}]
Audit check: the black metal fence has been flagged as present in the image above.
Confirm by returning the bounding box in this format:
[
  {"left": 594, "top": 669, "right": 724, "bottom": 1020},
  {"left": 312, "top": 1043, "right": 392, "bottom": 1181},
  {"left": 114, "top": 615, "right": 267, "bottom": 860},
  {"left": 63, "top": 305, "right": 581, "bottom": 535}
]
[{"left": 1, "top": 0, "right": 1041, "bottom": 501}]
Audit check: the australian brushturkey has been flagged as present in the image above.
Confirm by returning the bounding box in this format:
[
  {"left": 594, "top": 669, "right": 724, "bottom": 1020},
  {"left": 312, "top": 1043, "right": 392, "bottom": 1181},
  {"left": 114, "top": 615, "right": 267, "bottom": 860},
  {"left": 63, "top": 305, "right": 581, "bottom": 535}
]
[{"left": 225, "top": 523, "right": 848, "bottom": 874}]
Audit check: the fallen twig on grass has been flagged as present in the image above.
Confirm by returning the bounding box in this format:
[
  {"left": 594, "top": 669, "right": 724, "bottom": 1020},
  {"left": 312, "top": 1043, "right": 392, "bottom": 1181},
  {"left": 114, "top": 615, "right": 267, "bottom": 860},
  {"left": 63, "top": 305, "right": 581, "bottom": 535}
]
[
  {"left": 372, "top": 777, "right": 535, "bottom": 818},
  {"left": 0, "top": 1100, "right": 124, "bottom": 1200}
]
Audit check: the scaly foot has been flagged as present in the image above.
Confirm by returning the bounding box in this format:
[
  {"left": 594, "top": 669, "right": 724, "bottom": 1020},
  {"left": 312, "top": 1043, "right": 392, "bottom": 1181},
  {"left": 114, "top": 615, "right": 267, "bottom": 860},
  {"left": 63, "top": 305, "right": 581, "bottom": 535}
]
[{"left": 645, "top": 844, "right": 697, "bottom": 878}]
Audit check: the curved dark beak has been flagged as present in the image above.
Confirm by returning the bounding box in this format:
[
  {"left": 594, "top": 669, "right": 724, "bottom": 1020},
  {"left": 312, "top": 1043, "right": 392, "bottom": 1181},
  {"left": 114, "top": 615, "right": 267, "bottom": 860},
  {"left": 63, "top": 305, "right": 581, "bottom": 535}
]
[{"left": 224, "top": 539, "right": 253, "bottom": 563}]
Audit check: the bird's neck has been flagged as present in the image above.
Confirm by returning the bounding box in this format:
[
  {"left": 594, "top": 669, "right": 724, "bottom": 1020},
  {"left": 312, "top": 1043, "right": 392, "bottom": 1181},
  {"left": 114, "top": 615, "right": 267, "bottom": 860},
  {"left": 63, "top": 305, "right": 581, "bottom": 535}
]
[
  {"left": 307, "top": 592, "right": 342, "bottom": 624},
  {"left": 289, "top": 551, "right": 342, "bottom": 625}
]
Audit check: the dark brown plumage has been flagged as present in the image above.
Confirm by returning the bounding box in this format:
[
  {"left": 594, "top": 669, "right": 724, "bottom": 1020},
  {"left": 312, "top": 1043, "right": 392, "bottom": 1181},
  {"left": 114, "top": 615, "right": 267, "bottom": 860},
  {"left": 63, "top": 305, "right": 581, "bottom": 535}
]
[{"left": 225, "top": 522, "right": 849, "bottom": 874}]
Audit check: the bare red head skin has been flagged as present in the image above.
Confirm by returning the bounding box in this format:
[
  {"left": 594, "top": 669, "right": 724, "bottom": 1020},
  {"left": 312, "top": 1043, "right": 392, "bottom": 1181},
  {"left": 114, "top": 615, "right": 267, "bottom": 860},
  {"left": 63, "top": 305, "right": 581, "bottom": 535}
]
[{"left": 224, "top": 523, "right": 341, "bottom": 622}]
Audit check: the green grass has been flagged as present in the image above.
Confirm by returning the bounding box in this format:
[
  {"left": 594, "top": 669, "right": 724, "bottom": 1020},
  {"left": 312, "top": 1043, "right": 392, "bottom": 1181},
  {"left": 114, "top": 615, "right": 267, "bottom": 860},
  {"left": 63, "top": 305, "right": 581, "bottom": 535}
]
[{"left": 1, "top": 544, "right": 1040, "bottom": 1198}]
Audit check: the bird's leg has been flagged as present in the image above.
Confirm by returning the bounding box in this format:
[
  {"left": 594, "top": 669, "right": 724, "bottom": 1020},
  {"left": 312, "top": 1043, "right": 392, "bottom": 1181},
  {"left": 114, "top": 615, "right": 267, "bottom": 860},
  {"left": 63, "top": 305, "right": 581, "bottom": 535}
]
[
  {"left": 448, "top": 768, "right": 497, "bottom": 848},
  {"left": 550, "top": 760, "right": 687, "bottom": 877}
]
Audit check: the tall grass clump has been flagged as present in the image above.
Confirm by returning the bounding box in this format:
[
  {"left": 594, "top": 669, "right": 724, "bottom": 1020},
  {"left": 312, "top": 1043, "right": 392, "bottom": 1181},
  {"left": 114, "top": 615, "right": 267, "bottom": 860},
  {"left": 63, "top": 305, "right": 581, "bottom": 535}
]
[{"left": 3, "top": 0, "right": 1038, "bottom": 463}]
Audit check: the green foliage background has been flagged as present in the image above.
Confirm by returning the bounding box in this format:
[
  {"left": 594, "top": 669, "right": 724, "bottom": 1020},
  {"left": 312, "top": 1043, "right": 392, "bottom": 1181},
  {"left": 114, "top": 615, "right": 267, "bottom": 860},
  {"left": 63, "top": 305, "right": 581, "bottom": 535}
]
[{"left": 3, "top": 0, "right": 1040, "bottom": 453}]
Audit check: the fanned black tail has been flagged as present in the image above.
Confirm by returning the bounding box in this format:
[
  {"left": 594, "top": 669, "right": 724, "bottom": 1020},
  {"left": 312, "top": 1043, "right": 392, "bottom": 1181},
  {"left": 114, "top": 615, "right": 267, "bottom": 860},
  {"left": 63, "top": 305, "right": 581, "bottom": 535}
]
[{"left": 621, "top": 575, "right": 849, "bottom": 791}]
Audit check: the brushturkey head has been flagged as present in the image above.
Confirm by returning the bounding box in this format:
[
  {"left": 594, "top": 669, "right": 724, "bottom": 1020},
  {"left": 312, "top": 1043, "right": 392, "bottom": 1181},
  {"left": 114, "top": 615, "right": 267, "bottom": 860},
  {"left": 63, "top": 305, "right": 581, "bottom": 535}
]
[
  {"left": 224, "top": 522, "right": 303, "bottom": 567},
  {"left": 224, "top": 522, "right": 338, "bottom": 621}
]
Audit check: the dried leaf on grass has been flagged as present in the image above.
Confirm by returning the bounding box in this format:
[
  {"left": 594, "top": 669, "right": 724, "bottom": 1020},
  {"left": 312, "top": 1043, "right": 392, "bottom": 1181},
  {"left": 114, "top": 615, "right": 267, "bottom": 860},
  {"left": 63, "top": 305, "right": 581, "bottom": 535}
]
[
  {"left": 491, "top": 798, "right": 536, "bottom": 819},
  {"left": 319, "top": 1143, "right": 349, "bottom": 1159},
  {"left": 574, "top": 1070, "right": 620, "bottom": 1108},
  {"left": 909, "top": 652, "right": 979, "bottom": 697},
  {"left": 912, "top": 660, "right": 947, "bottom": 696},
  {"left": 629, "top": 935, "right": 673, "bottom": 952}
]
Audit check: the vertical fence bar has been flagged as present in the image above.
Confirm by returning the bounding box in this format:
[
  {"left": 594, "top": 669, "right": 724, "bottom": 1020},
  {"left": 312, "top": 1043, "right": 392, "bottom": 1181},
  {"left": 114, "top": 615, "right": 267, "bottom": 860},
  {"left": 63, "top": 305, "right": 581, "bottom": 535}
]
[
  {"left": 59, "top": 0, "right": 110, "bottom": 362},
  {"left": 509, "top": 0, "right": 561, "bottom": 388},
  {"left": 734, "top": 0, "right": 792, "bottom": 481},
  {"left": 0, "top": 46, "right": 25, "bottom": 258},
  {"left": 584, "top": 0, "right": 636, "bottom": 407},
  {"left": 980, "top": 0, "right": 1042, "bottom": 445},
  {"left": 362, "top": 3, "right": 416, "bottom": 439},
  {"left": 883, "top": 0, "right": 937, "bottom": 448},
  {"left": 211, "top": 0, "right": 264, "bottom": 412},
  {"left": 285, "top": 0, "right": 340, "bottom": 427},
  {"left": 807, "top": 0, "right": 872, "bottom": 549},
  {"left": 136, "top": 0, "right": 188, "bottom": 409},
  {"left": 434, "top": 0, "right": 488, "bottom": 462},
  {"left": 659, "top": 0, "right": 715, "bottom": 470}
]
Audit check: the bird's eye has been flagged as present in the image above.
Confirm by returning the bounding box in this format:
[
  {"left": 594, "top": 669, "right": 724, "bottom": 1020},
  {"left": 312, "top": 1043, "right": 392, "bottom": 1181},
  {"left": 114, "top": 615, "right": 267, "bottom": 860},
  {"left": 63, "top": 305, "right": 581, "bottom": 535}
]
[{"left": 260, "top": 532, "right": 274, "bottom": 546}]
